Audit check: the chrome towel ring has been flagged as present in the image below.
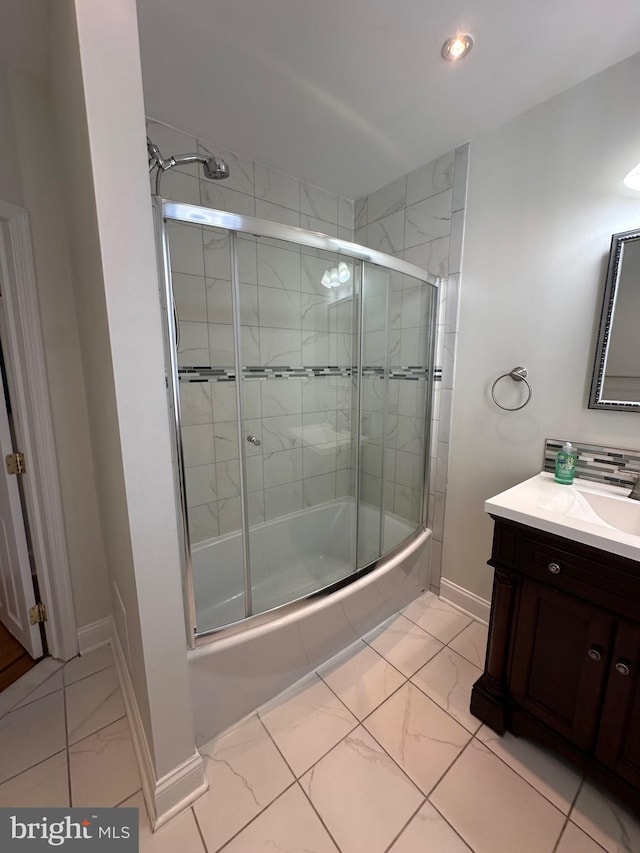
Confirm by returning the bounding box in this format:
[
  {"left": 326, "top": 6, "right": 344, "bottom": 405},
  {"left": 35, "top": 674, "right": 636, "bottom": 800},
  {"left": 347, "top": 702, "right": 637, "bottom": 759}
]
[{"left": 491, "top": 366, "right": 532, "bottom": 411}]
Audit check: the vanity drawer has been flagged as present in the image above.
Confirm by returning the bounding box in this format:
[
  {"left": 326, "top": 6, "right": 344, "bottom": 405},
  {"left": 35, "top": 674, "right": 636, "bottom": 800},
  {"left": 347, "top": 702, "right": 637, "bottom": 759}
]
[
  {"left": 519, "top": 536, "right": 602, "bottom": 586},
  {"left": 518, "top": 534, "right": 640, "bottom": 616}
]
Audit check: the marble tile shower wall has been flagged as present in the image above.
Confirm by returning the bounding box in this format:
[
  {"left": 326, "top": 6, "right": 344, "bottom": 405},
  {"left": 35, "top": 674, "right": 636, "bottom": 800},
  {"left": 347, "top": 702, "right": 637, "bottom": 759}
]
[
  {"left": 355, "top": 144, "right": 469, "bottom": 588},
  {"left": 146, "top": 118, "right": 356, "bottom": 541},
  {"left": 147, "top": 117, "right": 468, "bottom": 564},
  {"left": 146, "top": 118, "right": 355, "bottom": 240}
]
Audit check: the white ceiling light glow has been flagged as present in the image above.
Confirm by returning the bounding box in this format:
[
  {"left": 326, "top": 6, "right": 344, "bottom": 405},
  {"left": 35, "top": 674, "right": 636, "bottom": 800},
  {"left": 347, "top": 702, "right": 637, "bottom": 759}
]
[
  {"left": 623, "top": 163, "right": 640, "bottom": 191},
  {"left": 321, "top": 262, "right": 351, "bottom": 289},
  {"left": 441, "top": 34, "right": 474, "bottom": 61}
]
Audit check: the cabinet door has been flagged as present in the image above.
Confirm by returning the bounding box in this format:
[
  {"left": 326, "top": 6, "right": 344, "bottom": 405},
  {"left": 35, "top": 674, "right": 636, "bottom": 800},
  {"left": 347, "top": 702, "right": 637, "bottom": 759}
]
[
  {"left": 510, "top": 580, "right": 613, "bottom": 752},
  {"left": 596, "top": 620, "right": 640, "bottom": 787}
]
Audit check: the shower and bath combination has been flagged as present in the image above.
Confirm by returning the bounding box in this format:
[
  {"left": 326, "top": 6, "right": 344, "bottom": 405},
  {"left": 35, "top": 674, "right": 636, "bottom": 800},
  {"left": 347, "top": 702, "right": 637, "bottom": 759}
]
[{"left": 152, "top": 161, "right": 440, "bottom": 738}]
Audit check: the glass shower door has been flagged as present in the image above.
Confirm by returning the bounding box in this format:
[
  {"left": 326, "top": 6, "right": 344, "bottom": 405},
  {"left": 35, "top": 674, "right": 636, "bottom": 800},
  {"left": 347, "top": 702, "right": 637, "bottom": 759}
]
[
  {"left": 357, "top": 262, "right": 436, "bottom": 566},
  {"left": 236, "top": 232, "right": 358, "bottom": 616},
  {"left": 160, "top": 200, "right": 438, "bottom": 638},
  {"left": 358, "top": 263, "right": 388, "bottom": 566},
  {"left": 165, "top": 219, "right": 247, "bottom": 633},
  {"left": 384, "top": 270, "right": 436, "bottom": 552}
]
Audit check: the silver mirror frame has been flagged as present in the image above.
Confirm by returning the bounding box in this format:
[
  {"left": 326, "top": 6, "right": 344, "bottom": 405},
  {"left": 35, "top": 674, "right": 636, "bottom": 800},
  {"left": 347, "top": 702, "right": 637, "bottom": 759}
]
[{"left": 589, "top": 228, "right": 640, "bottom": 411}]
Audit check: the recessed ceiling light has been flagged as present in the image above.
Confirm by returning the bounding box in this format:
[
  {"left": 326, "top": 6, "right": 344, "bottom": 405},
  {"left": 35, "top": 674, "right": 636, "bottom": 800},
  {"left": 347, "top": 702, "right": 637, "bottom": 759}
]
[{"left": 441, "top": 34, "right": 474, "bottom": 61}]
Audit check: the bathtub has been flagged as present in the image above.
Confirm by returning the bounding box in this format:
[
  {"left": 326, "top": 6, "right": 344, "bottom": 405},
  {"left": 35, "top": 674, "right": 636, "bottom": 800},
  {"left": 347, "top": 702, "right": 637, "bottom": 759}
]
[
  {"left": 191, "top": 498, "right": 417, "bottom": 631},
  {"left": 188, "top": 498, "right": 432, "bottom": 744}
]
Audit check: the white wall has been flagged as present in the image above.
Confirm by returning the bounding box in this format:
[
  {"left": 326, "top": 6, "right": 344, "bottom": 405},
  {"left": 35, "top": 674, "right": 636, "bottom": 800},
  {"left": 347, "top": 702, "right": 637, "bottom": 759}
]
[
  {"left": 0, "top": 0, "right": 111, "bottom": 640},
  {"left": 50, "top": 0, "right": 153, "bottom": 740},
  {"left": 443, "top": 52, "right": 640, "bottom": 601},
  {"left": 50, "top": 0, "right": 204, "bottom": 813},
  {"left": 7, "top": 66, "right": 112, "bottom": 634},
  {"left": 0, "top": 66, "right": 24, "bottom": 206}
]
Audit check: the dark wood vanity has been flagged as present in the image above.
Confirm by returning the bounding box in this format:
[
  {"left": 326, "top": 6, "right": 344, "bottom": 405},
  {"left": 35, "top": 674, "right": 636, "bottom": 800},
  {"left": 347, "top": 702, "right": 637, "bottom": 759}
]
[{"left": 471, "top": 516, "right": 640, "bottom": 813}]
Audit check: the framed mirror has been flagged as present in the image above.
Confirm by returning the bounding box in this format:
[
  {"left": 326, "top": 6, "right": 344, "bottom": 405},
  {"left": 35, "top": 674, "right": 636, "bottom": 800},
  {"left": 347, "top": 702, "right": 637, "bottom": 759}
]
[{"left": 589, "top": 229, "right": 640, "bottom": 411}]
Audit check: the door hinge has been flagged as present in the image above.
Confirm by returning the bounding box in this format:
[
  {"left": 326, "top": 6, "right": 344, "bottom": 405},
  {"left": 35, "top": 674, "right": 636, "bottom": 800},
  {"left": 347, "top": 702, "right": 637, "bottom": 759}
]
[
  {"left": 6, "top": 452, "right": 26, "bottom": 475},
  {"left": 29, "top": 602, "right": 47, "bottom": 625}
]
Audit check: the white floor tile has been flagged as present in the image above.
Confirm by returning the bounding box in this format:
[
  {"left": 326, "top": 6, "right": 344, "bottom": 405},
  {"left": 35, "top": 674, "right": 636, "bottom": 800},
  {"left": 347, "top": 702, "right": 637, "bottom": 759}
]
[
  {"left": 477, "top": 725, "right": 583, "bottom": 814},
  {"left": 317, "top": 640, "right": 405, "bottom": 720},
  {"left": 222, "top": 784, "right": 339, "bottom": 852},
  {"left": 402, "top": 592, "right": 472, "bottom": 643},
  {"left": 301, "top": 725, "right": 423, "bottom": 853},
  {"left": 430, "top": 738, "right": 565, "bottom": 853},
  {"left": 259, "top": 673, "right": 357, "bottom": 776},
  {"left": 364, "top": 682, "right": 470, "bottom": 794},
  {"left": 570, "top": 781, "right": 640, "bottom": 853},
  {"left": 411, "top": 647, "right": 483, "bottom": 733},
  {"left": 364, "top": 613, "right": 444, "bottom": 677},
  {"left": 65, "top": 666, "right": 125, "bottom": 745},
  {"left": 556, "top": 821, "right": 607, "bottom": 853},
  {"left": 69, "top": 717, "right": 140, "bottom": 807},
  {"left": 0, "top": 691, "right": 66, "bottom": 784},
  {"left": 388, "top": 801, "right": 472, "bottom": 852},
  {"left": 63, "top": 646, "right": 114, "bottom": 686},
  {"left": 0, "top": 658, "right": 64, "bottom": 719},
  {"left": 3, "top": 598, "right": 629, "bottom": 853},
  {"left": 193, "top": 714, "right": 294, "bottom": 852},
  {"left": 14, "top": 670, "right": 64, "bottom": 710},
  {"left": 120, "top": 791, "right": 206, "bottom": 853},
  {"left": 0, "top": 751, "right": 69, "bottom": 807},
  {"left": 448, "top": 620, "right": 489, "bottom": 669}
]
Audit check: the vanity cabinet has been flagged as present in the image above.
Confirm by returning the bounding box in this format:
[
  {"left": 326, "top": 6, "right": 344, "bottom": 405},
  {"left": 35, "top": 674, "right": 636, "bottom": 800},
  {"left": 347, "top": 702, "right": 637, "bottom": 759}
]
[{"left": 471, "top": 516, "right": 640, "bottom": 812}]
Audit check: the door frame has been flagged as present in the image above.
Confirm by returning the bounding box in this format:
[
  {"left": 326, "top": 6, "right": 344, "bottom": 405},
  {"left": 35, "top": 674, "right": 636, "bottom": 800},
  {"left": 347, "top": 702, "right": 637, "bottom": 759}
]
[{"left": 0, "top": 199, "right": 78, "bottom": 661}]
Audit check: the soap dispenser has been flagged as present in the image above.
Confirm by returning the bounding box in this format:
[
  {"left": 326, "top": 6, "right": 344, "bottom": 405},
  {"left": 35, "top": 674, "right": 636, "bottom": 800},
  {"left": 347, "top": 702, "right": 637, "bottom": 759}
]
[{"left": 555, "top": 441, "right": 577, "bottom": 485}]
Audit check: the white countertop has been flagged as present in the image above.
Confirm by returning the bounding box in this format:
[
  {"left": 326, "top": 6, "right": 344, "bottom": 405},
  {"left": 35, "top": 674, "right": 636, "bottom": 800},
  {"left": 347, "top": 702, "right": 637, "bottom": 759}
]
[{"left": 485, "top": 472, "right": 640, "bottom": 562}]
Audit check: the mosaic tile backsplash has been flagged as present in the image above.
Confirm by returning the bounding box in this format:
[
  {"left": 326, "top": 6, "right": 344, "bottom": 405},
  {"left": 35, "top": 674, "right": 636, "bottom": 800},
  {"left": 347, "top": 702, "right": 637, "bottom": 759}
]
[{"left": 544, "top": 439, "right": 640, "bottom": 487}]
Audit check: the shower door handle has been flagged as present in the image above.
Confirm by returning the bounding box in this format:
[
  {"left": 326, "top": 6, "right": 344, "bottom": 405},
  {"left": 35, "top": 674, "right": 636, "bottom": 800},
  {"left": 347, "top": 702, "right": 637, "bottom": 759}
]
[{"left": 246, "top": 435, "right": 261, "bottom": 446}]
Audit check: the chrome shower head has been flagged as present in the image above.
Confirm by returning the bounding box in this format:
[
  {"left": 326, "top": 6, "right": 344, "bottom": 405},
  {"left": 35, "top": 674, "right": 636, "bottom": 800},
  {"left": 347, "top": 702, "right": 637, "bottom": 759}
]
[
  {"left": 203, "top": 156, "right": 230, "bottom": 180},
  {"left": 147, "top": 137, "right": 230, "bottom": 191}
]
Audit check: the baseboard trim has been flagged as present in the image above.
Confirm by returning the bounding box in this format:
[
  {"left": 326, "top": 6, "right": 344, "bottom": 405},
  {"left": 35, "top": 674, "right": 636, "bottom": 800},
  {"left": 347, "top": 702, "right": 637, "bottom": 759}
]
[
  {"left": 111, "top": 626, "right": 207, "bottom": 829},
  {"left": 153, "top": 753, "right": 208, "bottom": 831},
  {"left": 77, "top": 617, "right": 112, "bottom": 654},
  {"left": 111, "top": 625, "right": 157, "bottom": 825},
  {"left": 440, "top": 578, "right": 490, "bottom": 624}
]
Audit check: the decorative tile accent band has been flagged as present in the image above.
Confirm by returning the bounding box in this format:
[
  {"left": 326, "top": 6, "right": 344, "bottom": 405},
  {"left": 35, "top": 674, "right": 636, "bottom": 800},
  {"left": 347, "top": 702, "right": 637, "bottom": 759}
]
[
  {"left": 544, "top": 438, "right": 640, "bottom": 488},
  {"left": 178, "top": 365, "right": 442, "bottom": 382}
]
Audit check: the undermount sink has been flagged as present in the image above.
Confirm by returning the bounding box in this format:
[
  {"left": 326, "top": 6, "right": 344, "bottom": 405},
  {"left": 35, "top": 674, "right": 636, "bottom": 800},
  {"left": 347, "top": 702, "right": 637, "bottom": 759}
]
[
  {"left": 536, "top": 480, "right": 640, "bottom": 536},
  {"left": 580, "top": 490, "right": 640, "bottom": 536},
  {"left": 485, "top": 472, "right": 640, "bottom": 562}
]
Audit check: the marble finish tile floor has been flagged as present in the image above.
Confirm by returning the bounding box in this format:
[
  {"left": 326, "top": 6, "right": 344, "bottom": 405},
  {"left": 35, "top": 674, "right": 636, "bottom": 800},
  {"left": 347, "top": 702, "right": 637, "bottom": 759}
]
[{"left": 1, "top": 591, "right": 640, "bottom": 852}]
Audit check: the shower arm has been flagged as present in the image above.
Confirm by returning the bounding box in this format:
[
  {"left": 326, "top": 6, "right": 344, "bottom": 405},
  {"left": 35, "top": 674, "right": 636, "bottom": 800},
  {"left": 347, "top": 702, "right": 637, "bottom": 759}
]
[
  {"left": 166, "top": 152, "right": 207, "bottom": 168},
  {"left": 148, "top": 137, "right": 229, "bottom": 194},
  {"left": 153, "top": 153, "right": 207, "bottom": 194}
]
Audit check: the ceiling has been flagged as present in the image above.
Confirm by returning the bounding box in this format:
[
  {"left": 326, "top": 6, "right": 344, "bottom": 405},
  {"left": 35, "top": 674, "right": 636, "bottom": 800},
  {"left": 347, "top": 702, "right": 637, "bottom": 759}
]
[{"left": 136, "top": 0, "right": 640, "bottom": 199}]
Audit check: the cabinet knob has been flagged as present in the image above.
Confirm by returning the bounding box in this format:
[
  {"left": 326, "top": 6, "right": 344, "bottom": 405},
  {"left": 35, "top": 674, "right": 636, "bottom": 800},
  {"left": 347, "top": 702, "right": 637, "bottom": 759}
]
[
  {"left": 587, "top": 648, "right": 602, "bottom": 662},
  {"left": 547, "top": 562, "right": 561, "bottom": 574},
  {"left": 615, "top": 662, "right": 631, "bottom": 676}
]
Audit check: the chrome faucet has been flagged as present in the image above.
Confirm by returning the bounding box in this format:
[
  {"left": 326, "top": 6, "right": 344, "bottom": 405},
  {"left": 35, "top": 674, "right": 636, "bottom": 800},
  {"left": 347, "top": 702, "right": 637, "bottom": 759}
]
[{"left": 628, "top": 472, "right": 640, "bottom": 501}]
